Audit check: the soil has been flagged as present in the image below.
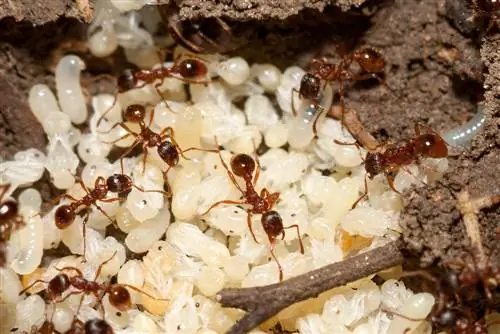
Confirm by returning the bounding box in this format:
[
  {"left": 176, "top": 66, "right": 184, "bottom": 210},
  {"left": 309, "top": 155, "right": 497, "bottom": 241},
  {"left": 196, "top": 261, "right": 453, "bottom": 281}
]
[{"left": 0, "top": 0, "right": 498, "bottom": 326}]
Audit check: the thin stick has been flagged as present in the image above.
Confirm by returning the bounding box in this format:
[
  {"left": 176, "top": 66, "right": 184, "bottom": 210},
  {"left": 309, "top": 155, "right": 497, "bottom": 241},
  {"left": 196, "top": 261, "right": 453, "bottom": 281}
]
[
  {"left": 216, "top": 242, "right": 404, "bottom": 334},
  {"left": 328, "top": 106, "right": 379, "bottom": 151}
]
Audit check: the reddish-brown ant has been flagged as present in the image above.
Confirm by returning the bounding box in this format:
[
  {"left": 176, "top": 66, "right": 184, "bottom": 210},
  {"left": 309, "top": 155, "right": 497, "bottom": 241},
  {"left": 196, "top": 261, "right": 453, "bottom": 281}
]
[
  {"left": 0, "top": 184, "right": 25, "bottom": 267},
  {"left": 293, "top": 46, "right": 391, "bottom": 134},
  {"left": 337, "top": 123, "right": 449, "bottom": 208},
  {"left": 65, "top": 318, "right": 114, "bottom": 334},
  {"left": 96, "top": 55, "right": 209, "bottom": 128},
  {"left": 103, "top": 104, "right": 217, "bottom": 176},
  {"left": 201, "top": 142, "right": 304, "bottom": 281},
  {"left": 51, "top": 172, "right": 167, "bottom": 260},
  {"left": 20, "top": 252, "right": 167, "bottom": 320}
]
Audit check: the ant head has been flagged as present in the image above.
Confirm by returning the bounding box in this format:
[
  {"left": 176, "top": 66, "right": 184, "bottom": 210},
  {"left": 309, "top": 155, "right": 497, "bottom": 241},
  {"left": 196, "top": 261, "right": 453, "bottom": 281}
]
[
  {"left": 230, "top": 154, "right": 255, "bottom": 177},
  {"left": 353, "top": 47, "right": 385, "bottom": 73},
  {"left": 108, "top": 285, "right": 132, "bottom": 311},
  {"left": 48, "top": 273, "right": 71, "bottom": 300},
  {"left": 0, "top": 199, "right": 18, "bottom": 220},
  {"left": 117, "top": 69, "right": 137, "bottom": 92},
  {"left": 178, "top": 58, "right": 207, "bottom": 79},
  {"left": 415, "top": 133, "right": 448, "bottom": 158},
  {"left": 157, "top": 140, "right": 179, "bottom": 167},
  {"left": 364, "top": 152, "right": 385, "bottom": 178},
  {"left": 261, "top": 211, "right": 283, "bottom": 238},
  {"left": 85, "top": 319, "right": 113, "bottom": 334},
  {"left": 432, "top": 308, "right": 458, "bottom": 328},
  {"left": 299, "top": 73, "right": 322, "bottom": 100},
  {"left": 55, "top": 205, "right": 76, "bottom": 229},
  {"left": 106, "top": 174, "right": 132, "bottom": 194},
  {"left": 124, "top": 104, "right": 146, "bottom": 123}
]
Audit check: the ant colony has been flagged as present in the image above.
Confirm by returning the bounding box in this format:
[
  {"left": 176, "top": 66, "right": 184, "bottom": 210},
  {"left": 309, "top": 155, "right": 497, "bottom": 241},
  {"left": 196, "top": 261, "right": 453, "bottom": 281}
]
[{"left": 2, "top": 1, "right": 487, "bottom": 334}]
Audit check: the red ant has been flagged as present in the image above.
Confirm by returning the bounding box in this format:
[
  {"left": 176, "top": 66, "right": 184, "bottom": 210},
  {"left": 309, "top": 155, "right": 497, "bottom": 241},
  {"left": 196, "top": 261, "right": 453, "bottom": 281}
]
[
  {"left": 51, "top": 171, "right": 168, "bottom": 260},
  {"left": 96, "top": 55, "right": 209, "bottom": 127},
  {"left": 20, "top": 252, "right": 167, "bottom": 321},
  {"left": 201, "top": 142, "right": 304, "bottom": 281},
  {"left": 103, "top": 104, "right": 217, "bottom": 176},
  {"left": 337, "top": 123, "right": 449, "bottom": 208},
  {"left": 65, "top": 318, "right": 114, "bottom": 334},
  {"left": 0, "top": 184, "right": 24, "bottom": 267},
  {"left": 293, "top": 46, "right": 391, "bottom": 134}
]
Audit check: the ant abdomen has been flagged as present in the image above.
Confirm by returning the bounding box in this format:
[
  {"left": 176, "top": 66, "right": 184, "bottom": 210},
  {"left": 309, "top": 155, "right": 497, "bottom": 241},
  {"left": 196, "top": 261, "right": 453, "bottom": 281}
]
[
  {"left": 414, "top": 133, "right": 448, "bottom": 158},
  {"left": 85, "top": 319, "right": 114, "bottom": 334},
  {"left": 0, "top": 199, "right": 18, "bottom": 220},
  {"left": 178, "top": 59, "right": 208, "bottom": 79},
  {"left": 117, "top": 69, "right": 137, "bottom": 93},
  {"left": 106, "top": 174, "right": 132, "bottom": 194},
  {"left": 124, "top": 104, "right": 146, "bottom": 123},
  {"left": 299, "top": 74, "right": 322, "bottom": 100},
  {"left": 108, "top": 285, "right": 132, "bottom": 311},
  {"left": 353, "top": 47, "right": 386, "bottom": 73},
  {"left": 432, "top": 309, "right": 458, "bottom": 328},
  {"left": 54, "top": 205, "right": 76, "bottom": 229},
  {"left": 230, "top": 153, "right": 255, "bottom": 177},
  {"left": 157, "top": 141, "right": 180, "bottom": 167},
  {"left": 47, "top": 273, "right": 71, "bottom": 300},
  {"left": 261, "top": 211, "right": 284, "bottom": 238}
]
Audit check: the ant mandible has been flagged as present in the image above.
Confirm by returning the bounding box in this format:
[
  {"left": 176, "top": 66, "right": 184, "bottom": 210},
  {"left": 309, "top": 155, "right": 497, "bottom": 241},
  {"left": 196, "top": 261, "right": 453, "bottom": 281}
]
[
  {"left": 20, "top": 252, "right": 167, "bottom": 320},
  {"left": 0, "top": 184, "right": 25, "bottom": 267},
  {"left": 337, "top": 123, "right": 448, "bottom": 208},
  {"left": 201, "top": 141, "right": 304, "bottom": 281},
  {"left": 293, "top": 46, "right": 391, "bottom": 134},
  {"left": 103, "top": 104, "right": 217, "bottom": 176}
]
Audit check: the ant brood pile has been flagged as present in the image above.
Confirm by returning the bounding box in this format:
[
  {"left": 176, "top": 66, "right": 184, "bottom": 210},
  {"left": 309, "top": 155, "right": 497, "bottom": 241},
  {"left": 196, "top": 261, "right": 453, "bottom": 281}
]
[{"left": 0, "top": 1, "right": 497, "bottom": 334}]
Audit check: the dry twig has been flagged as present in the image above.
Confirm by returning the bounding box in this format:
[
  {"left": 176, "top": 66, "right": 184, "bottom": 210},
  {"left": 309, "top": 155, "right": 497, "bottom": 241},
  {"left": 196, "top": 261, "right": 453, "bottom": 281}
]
[
  {"left": 328, "top": 106, "right": 379, "bottom": 150},
  {"left": 217, "top": 242, "right": 404, "bottom": 334}
]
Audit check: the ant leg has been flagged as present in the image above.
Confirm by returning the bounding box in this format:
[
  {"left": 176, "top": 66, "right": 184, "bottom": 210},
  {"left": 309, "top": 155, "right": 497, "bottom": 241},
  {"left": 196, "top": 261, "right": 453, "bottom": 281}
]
[
  {"left": 260, "top": 188, "right": 280, "bottom": 210},
  {"left": 400, "top": 166, "right": 429, "bottom": 188},
  {"left": 19, "top": 279, "right": 47, "bottom": 295},
  {"left": 160, "top": 126, "right": 174, "bottom": 140},
  {"left": 54, "top": 266, "right": 84, "bottom": 278},
  {"left": 141, "top": 146, "right": 150, "bottom": 175},
  {"left": 339, "top": 82, "right": 347, "bottom": 134},
  {"left": 0, "top": 184, "right": 10, "bottom": 201},
  {"left": 82, "top": 211, "right": 90, "bottom": 262},
  {"left": 311, "top": 104, "right": 327, "bottom": 137},
  {"left": 54, "top": 290, "right": 83, "bottom": 304},
  {"left": 215, "top": 138, "right": 245, "bottom": 194},
  {"left": 120, "top": 284, "right": 169, "bottom": 302},
  {"left": 246, "top": 211, "right": 258, "bottom": 243},
  {"left": 132, "top": 183, "right": 170, "bottom": 197},
  {"left": 96, "top": 94, "right": 118, "bottom": 131},
  {"left": 93, "top": 203, "right": 114, "bottom": 223},
  {"left": 333, "top": 139, "right": 365, "bottom": 162},
  {"left": 200, "top": 199, "right": 247, "bottom": 216},
  {"left": 386, "top": 173, "right": 403, "bottom": 196},
  {"left": 99, "top": 197, "right": 126, "bottom": 203},
  {"left": 154, "top": 81, "right": 178, "bottom": 114},
  {"left": 283, "top": 224, "right": 304, "bottom": 254},
  {"left": 93, "top": 251, "right": 117, "bottom": 281},
  {"left": 351, "top": 175, "right": 369, "bottom": 209},
  {"left": 291, "top": 88, "right": 300, "bottom": 117},
  {"left": 181, "top": 147, "right": 219, "bottom": 160},
  {"left": 252, "top": 142, "right": 261, "bottom": 187},
  {"left": 269, "top": 241, "right": 283, "bottom": 282},
  {"left": 168, "top": 75, "right": 211, "bottom": 85},
  {"left": 49, "top": 193, "right": 79, "bottom": 206},
  {"left": 353, "top": 73, "right": 395, "bottom": 95}
]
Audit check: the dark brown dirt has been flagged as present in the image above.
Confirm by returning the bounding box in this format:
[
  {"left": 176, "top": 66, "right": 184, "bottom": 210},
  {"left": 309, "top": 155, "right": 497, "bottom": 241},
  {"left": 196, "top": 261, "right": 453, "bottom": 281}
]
[
  {"left": 177, "top": 0, "right": 367, "bottom": 20},
  {"left": 0, "top": 0, "right": 93, "bottom": 25}
]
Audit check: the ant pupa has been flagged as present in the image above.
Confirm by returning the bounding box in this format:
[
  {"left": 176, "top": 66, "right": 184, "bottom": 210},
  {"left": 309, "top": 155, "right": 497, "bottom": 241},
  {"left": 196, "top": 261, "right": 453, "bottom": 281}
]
[
  {"left": 103, "top": 104, "right": 217, "bottom": 176},
  {"left": 337, "top": 123, "right": 449, "bottom": 208},
  {"left": 293, "top": 46, "right": 392, "bottom": 134},
  {"left": 201, "top": 141, "right": 304, "bottom": 281},
  {"left": 0, "top": 184, "right": 25, "bottom": 267},
  {"left": 20, "top": 252, "right": 168, "bottom": 319}
]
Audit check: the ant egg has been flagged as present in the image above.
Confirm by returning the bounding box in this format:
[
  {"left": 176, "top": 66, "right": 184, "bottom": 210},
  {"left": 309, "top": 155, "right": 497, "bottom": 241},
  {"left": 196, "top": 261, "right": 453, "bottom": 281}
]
[
  {"left": 131, "top": 312, "right": 160, "bottom": 332},
  {"left": 51, "top": 302, "right": 74, "bottom": 333},
  {"left": 387, "top": 293, "right": 434, "bottom": 334},
  {"left": 126, "top": 188, "right": 160, "bottom": 222},
  {"left": 60, "top": 216, "right": 84, "bottom": 255},
  {"left": 55, "top": 55, "right": 88, "bottom": 124},
  {"left": 21, "top": 267, "right": 46, "bottom": 295},
  {"left": 116, "top": 205, "right": 141, "bottom": 233},
  {"left": 92, "top": 94, "right": 123, "bottom": 124},
  {"left": 341, "top": 206, "right": 398, "bottom": 237},
  {"left": 226, "top": 126, "right": 262, "bottom": 154},
  {"left": 171, "top": 165, "right": 202, "bottom": 194},
  {"left": 125, "top": 206, "right": 170, "bottom": 253},
  {"left": 222, "top": 255, "right": 250, "bottom": 282},
  {"left": 297, "top": 314, "right": 330, "bottom": 334},
  {"left": 265, "top": 122, "right": 288, "bottom": 148},
  {"left": 43, "top": 111, "right": 72, "bottom": 136},
  {"left": 67, "top": 126, "right": 82, "bottom": 147},
  {"left": 276, "top": 66, "right": 306, "bottom": 114},
  {"left": 140, "top": 283, "right": 170, "bottom": 316},
  {"left": 245, "top": 94, "right": 278, "bottom": 132},
  {"left": 216, "top": 57, "right": 250, "bottom": 86},
  {"left": 0, "top": 267, "right": 23, "bottom": 303},
  {"left": 28, "top": 84, "right": 61, "bottom": 122},
  {"left": 118, "top": 260, "right": 145, "bottom": 288},
  {"left": 380, "top": 279, "right": 411, "bottom": 310},
  {"left": 252, "top": 64, "right": 282, "bottom": 92},
  {"left": 172, "top": 186, "right": 200, "bottom": 220},
  {"left": 78, "top": 134, "right": 112, "bottom": 163},
  {"left": 88, "top": 27, "right": 118, "bottom": 58},
  {"left": 52, "top": 170, "right": 76, "bottom": 190},
  {"left": 195, "top": 266, "right": 226, "bottom": 297},
  {"left": 18, "top": 188, "right": 42, "bottom": 212},
  {"left": 15, "top": 294, "right": 46, "bottom": 332}
]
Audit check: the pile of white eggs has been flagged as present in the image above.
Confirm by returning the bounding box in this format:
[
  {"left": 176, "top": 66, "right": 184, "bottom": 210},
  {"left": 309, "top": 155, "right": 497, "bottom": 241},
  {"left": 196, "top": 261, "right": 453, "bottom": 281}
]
[{"left": 0, "top": 2, "right": 453, "bottom": 334}]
